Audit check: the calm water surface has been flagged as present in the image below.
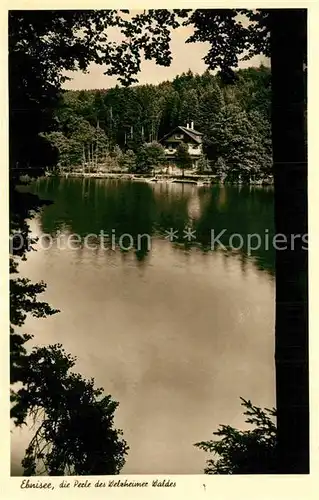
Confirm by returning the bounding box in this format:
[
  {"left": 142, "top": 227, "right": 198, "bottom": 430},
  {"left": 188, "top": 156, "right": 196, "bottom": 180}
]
[{"left": 12, "top": 178, "right": 275, "bottom": 474}]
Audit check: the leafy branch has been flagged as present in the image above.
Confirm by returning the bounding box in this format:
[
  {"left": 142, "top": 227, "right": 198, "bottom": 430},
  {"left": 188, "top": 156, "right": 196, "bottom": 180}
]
[{"left": 195, "top": 397, "right": 277, "bottom": 474}]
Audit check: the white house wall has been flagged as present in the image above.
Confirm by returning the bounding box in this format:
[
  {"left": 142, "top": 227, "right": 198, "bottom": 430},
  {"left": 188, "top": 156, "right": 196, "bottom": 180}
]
[{"left": 164, "top": 145, "right": 202, "bottom": 157}]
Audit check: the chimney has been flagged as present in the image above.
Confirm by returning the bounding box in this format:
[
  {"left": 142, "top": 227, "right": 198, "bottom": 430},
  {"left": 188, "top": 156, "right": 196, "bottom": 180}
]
[
  {"left": 191, "top": 121, "right": 194, "bottom": 130},
  {"left": 186, "top": 123, "right": 189, "bottom": 129}
]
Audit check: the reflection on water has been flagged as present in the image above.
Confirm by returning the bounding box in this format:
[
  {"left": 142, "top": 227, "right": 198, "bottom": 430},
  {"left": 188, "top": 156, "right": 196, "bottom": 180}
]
[
  {"left": 26, "top": 177, "right": 275, "bottom": 273},
  {"left": 12, "top": 178, "right": 275, "bottom": 474}
]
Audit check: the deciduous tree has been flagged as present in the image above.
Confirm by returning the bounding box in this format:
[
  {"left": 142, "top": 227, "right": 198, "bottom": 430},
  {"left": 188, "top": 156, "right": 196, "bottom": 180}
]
[{"left": 136, "top": 142, "right": 166, "bottom": 174}]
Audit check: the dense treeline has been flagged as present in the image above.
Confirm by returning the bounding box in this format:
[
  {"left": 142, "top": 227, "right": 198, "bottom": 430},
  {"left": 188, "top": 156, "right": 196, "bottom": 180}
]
[{"left": 45, "top": 66, "right": 272, "bottom": 181}]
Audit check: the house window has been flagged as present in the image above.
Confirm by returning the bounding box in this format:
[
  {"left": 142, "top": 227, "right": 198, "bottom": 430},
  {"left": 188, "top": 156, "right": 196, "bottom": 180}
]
[{"left": 175, "top": 134, "right": 183, "bottom": 139}]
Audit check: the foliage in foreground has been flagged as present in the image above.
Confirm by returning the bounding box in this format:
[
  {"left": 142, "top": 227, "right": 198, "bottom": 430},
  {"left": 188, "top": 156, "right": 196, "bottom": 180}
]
[
  {"left": 175, "top": 143, "right": 193, "bottom": 176},
  {"left": 11, "top": 344, "right": 128, "bottom": 476},
  {"left": 10, "top": 187, "right": 128, "bottom": 475},
  {"left": 195, "top": 398, "right": 277, "bottom": 474}
]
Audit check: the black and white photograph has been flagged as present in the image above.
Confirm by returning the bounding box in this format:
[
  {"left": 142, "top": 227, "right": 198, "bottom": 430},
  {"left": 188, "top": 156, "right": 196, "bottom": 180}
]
[{"left": 7, "top": 5, "right": 309, "bottom": 484}]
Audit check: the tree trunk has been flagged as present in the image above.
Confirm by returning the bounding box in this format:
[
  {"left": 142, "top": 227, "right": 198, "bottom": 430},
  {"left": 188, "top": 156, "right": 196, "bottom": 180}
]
[
  {"left": 87, "top": 146, "right": 90, "bottom": 173},
  {"left": 269, "top": 8, "right": 308, "bottom": 473}
]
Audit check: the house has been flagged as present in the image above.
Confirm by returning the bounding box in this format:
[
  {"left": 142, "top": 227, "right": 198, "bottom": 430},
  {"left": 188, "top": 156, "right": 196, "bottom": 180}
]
[{"left": 159, "top": 122, "right": 203, "bottom": 170}]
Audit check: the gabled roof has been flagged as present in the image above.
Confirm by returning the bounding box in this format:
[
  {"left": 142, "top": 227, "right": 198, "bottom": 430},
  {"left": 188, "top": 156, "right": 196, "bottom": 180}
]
[
  {"left": 159, "top": 126, "right": 203, "bottom": 145},
  {"left": 179, "top": 126, "right": 203, "bottom": 137}
]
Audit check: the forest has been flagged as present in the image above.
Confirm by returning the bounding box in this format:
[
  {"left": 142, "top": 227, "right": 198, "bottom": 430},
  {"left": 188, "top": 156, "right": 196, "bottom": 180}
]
[{"left": 43, "top": 66, "right": 273, "bottom": 182}]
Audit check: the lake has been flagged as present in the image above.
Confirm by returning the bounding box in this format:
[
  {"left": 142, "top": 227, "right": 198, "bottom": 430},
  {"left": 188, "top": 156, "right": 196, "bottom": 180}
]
[{"left": 11, "top": 177, "right": 275, "bottom": 474}]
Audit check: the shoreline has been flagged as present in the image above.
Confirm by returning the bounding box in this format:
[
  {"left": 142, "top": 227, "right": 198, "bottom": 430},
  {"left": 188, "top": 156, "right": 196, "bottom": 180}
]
[{"left": 42, "top": 171, "right": 274, "bottom": 187}]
